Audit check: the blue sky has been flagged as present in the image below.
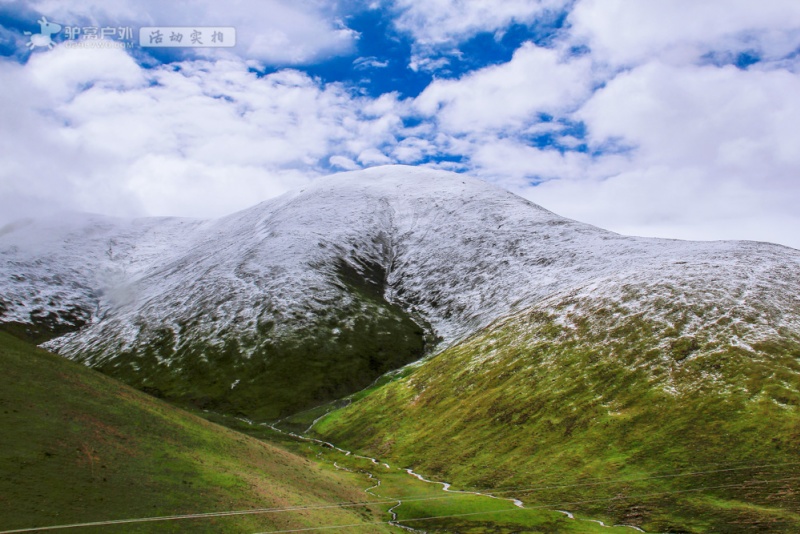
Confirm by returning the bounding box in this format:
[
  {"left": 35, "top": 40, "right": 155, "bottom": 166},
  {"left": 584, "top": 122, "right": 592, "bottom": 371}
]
[{"left": 2, "top": 0, "right": 800, "bottom": 248}]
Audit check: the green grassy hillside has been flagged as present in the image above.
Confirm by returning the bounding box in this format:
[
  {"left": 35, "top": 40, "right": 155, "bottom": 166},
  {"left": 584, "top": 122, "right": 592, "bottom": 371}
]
[
  {"left": 0, "top": 332, "right": 393, "bottom": 533},
  {"left": 314, "top": 287, "right": 800, "bottom": 533},
  {"left": 210, "top": 412, "right": 640, "bottom": 534}
]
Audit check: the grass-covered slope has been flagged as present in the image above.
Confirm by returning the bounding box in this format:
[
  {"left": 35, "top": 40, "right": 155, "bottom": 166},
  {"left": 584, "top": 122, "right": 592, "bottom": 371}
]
[
  {"left": 0, "top": 332, "right": 393, "bottom": 533},
  {"left": 315, "top": 280, "right": 800, "bottom": 533}
]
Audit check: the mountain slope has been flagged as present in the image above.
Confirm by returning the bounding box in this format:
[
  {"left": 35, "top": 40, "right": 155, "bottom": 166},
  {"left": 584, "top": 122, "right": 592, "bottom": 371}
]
[
  {"left": 2, "top": 165, "right": 800, "bottom": 419},
  {"left": 314, "top": 268, "right": 800, "bottom": 532},
  {"left": 0, "top": 332, "right": 393, "bottom": 533}
]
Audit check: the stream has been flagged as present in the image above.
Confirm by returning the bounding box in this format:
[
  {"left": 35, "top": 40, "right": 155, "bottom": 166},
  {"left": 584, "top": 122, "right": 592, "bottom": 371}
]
[{"left": 239, "top": 416, "right": 645, "bottom": 533}]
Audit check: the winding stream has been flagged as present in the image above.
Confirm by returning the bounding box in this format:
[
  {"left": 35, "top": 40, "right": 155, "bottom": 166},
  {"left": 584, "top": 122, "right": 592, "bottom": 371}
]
[
  {"left": 404, "top": 468, "right": 525, "bottom": 508},
  {"left": 251, "top": 417, "right": 645, "bottom": 532}
]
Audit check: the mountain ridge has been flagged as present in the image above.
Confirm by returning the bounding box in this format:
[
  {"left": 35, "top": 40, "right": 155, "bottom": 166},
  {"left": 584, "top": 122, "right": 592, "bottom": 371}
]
[{"left": 1, "top": 165, "right": 799, "bottom": 418}]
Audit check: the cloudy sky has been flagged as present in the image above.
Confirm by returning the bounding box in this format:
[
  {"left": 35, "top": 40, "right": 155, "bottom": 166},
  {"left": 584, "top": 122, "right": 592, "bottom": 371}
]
[{"left": 2, "top": 1, "right": 800, "bottom": 249}]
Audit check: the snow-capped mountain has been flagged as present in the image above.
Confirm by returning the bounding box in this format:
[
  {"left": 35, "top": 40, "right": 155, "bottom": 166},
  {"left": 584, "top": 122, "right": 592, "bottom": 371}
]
[{"left": 2, "top": 165, "right": 799, "bottom": 417}]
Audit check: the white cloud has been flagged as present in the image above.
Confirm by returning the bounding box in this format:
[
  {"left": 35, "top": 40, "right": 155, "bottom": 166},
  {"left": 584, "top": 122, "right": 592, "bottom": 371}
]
[
  {"left": 472, "top": 140, "right": 589, "bottom": 183},
  {"left": 329, "top": 155, "right": 360, "bottom": 170},
  {"left": 353, "top": 56, "right": 389, "bottom": 70},
  {"left": 388, "top": 0, "right": 570, "bottom": 71},
  {"left": 357, "top": 147, "right": 393, "bottom": 165},
  {"left": 408, "top": 55, "right": 450, "bottom": 73},
  {"left": 523, "top": 61, "right": 800, "bottom": 249},
  {"left": 415, "top": 43, "right": 593, "bottom": 133},
  {"left": 0, "top": 46, "right": 406, "bottom": 222},
  {"left": 391, "top": 136, "right": 435, "bottom": 163},
  {"left": 529, "top": 166, "right": 800, "bottom": 247},
  {"left": 568, "top": 0, "right": 800, "bottom": 66},
  {"left": 12, "top": 0, "right": 358, "bottom": 64},
  {"left": 578, "top": 62, "right": 800, "bottom": 172},
  {"left": 391, "top": 0, "right": 568, "bottom": 46}
]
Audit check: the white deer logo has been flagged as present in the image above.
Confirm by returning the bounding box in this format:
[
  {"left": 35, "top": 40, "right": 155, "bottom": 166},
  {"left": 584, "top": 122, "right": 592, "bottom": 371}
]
[{"left": 24, "top": 16, "right": 62, "bottom": 50}]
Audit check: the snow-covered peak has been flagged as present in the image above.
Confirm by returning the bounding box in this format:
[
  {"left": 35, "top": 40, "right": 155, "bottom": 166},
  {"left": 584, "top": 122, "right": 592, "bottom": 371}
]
[{"left": 1, "top": 165, "right": 798, "bottom": 359}]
